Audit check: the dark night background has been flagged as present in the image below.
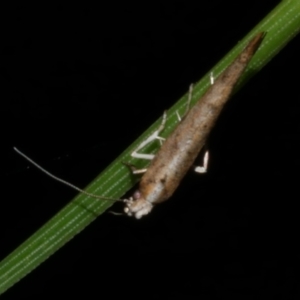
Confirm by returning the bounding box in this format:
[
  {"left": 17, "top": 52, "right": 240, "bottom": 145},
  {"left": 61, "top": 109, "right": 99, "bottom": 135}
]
[{"left": 1, "top": 1, "right": 299, "bottom": 299}]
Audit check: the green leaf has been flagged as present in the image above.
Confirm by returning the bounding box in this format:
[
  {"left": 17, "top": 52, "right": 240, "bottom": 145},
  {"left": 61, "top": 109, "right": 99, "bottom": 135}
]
[{"left": 1, "top": 0, "right": 300, "bottom": 295}]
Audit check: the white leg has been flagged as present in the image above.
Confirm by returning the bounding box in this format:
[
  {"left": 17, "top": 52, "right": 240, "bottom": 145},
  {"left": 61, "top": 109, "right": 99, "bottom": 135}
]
[
  {"left": 131, "top": 111, "right": 167, "bottom": 160},
  {"left": 194, "top": 150, "right": 209, "bottom": 173},
  {"left": 176, "top": 84, "right": 193, "bottom": 122},
  {"left": 210, "top": 72, "right": 214, "bottom": 85},
  {"left": 122, "top": 162, "right": 148, "bottom": 175},
  {"left": 176, "top": 110, "right": 182, "bottom": 122},
  {"left": 132, "top": 168, "right": 148, "bottom": 175},
  {"left": 186, "top": 83, "right": 193, "bottom": 114}
]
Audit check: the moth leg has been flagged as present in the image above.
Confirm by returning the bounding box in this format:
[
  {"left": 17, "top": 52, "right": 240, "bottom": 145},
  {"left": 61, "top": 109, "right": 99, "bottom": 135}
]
[
  {"left": 194, "top": 150, "right": 209, "bottom": 173},
  {"left": 176, "top": 84, "right": 193, "bottom": 122},
  {"left": 210, "top": 72, "right": 215, "bottom": 85},
  {"left": 131, "top": 111, "right": 167, "bottom": 161},
  {"left": 123, "top": 162, "right": 148, "bottom": 175},
  {"left": 185, "top": 83, "right": 193, "bottom": 114}
]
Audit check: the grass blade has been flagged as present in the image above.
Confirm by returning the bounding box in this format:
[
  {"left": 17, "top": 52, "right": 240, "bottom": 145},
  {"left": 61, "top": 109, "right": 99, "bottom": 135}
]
[{"left": 1, "top": 0, "right": 300, "bottom": 295}]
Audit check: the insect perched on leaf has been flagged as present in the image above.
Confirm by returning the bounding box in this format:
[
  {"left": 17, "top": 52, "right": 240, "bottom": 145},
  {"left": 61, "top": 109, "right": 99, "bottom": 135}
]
[{"left": 15, "top": 32, "right": 265, "bottom": 219}]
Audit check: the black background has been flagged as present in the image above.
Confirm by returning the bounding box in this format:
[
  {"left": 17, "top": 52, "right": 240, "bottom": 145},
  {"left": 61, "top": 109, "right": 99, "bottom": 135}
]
[{"left": 1, "top": 1, "right": 299, "bottom": 299}]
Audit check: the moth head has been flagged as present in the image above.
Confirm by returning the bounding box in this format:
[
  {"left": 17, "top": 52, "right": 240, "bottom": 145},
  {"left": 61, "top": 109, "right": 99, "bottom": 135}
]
[{"left": 124, "top": 190, "right": 153, "bottom": 219}]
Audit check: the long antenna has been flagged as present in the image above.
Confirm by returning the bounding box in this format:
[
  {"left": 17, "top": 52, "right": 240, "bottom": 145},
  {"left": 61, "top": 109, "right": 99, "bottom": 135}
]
[{"left": 13, "top": 147, "right": 122, "bottom": 202}]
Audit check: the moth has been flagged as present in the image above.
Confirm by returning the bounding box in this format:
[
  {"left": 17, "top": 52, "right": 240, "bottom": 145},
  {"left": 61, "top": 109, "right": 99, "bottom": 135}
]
[{"left": 15, "top": 32, "right": 265, "bottom": 219}]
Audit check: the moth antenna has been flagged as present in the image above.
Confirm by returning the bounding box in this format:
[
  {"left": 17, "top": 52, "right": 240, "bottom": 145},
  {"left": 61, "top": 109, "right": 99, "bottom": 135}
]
[
  {"left": 13, "top": 147, "right": 122, "bottom": 202},
  {"left": 108, "top": 211, "right": 125, "bottom": 216}
]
